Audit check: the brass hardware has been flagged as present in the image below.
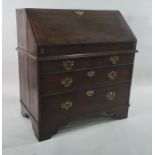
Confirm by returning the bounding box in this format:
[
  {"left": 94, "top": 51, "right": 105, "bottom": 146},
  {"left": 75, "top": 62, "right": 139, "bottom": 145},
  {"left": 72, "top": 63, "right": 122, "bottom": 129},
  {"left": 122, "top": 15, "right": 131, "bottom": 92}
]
[
  {"left": 105, "top": 91, "right": 116, "bottom": 101},
  {"left": 63, "top": 59, "right": 74, "bottom": 70},
  {"left": 61, "top": 101, "right": 72, "bottom": 110},
  {"left": 87, "top": 71, "right": 95, "bottom": 77},
  {"left": 86, "top": 90, "right": 95, "bottom": 97},
  {"left": 109, "top": 56, "right": 120, "bottom": 64},
  {"left": 61, "top": 77, "right": 73, "bottom": 87},
  {"left": 75, "top": 10, "right": 84, "bottom": 15},
  {"left": 108, "top": 71, "right": 117, "bottom": 80}
]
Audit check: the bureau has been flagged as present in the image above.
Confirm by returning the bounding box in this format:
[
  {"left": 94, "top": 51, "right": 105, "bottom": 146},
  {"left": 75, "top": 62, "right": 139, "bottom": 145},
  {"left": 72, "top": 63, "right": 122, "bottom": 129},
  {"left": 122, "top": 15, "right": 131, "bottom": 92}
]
[{"left": 16, "top": 9, "right": 137, "bottom": 141}]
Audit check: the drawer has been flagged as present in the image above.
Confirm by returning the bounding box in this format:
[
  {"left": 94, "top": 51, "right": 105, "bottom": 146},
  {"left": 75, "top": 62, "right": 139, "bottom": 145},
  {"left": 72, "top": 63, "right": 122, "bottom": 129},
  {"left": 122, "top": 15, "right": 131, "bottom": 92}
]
[
  {"left": 41, "top": 83, "right": 130, "bottom": 124},
  {"left": 40, "top": 54, "right": 134, "bottom": 74},
  {"left": 40, "top": 65, "right": 133, "bottom": 95}
]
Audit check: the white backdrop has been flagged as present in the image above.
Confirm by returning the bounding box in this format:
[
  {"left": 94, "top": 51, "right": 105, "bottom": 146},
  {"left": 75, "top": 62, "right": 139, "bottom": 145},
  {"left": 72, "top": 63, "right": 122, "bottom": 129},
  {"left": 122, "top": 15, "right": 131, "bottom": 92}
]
[{"left": 3, "top": 0, "right": 152, "bottom": 155}]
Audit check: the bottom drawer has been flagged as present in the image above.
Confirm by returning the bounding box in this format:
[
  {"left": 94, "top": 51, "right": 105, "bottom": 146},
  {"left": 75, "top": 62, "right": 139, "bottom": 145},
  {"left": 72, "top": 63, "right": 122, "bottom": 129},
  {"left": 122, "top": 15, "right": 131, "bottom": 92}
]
[{"left": 41, "top": 83, "right": 131, "bottom": 124}]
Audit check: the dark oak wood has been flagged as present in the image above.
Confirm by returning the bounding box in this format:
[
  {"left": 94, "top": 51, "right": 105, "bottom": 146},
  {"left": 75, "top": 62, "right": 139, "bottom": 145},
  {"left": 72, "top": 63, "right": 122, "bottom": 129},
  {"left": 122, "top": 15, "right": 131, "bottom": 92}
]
[
  {"left": 41, "top": 83, "right": 131, "bottom": 124},
  {"left": 16, "top": 9, "right": 137, "bottom": 141},
  {"left": 40, "top": 53, "right": 135, "bottom": 73},
  {"left": 26, "top": 9, "right": 136, "bottom": 46},
  {"left": 40, "top": 65, "right": 133, "bottom": 95}
]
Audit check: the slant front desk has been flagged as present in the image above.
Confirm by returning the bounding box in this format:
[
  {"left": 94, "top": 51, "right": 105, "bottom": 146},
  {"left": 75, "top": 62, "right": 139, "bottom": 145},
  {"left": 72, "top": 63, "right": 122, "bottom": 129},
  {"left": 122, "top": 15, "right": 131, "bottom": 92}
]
[{"left": 16, "top": 9, "right": 137, "bottom": 141}]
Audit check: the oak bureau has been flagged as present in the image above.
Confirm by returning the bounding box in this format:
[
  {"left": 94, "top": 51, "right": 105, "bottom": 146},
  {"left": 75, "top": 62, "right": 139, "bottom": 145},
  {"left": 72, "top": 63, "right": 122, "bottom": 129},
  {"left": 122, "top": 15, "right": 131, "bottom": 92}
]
[{"left": 16, "top": 9, "right": 137, "bottom": 141}]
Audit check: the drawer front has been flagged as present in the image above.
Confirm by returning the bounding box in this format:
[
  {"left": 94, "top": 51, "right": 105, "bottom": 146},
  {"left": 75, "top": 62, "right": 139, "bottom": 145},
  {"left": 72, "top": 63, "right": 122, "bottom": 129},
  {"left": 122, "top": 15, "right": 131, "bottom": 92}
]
[
  {"left": 40, "top": 65, "right": 133, "bottom": 95},
  {"left": 41, "top": 83, "right": 130, "bottom": 124},
  {"left": 40, "top": 54, "right": 134, "bottom": 74}
]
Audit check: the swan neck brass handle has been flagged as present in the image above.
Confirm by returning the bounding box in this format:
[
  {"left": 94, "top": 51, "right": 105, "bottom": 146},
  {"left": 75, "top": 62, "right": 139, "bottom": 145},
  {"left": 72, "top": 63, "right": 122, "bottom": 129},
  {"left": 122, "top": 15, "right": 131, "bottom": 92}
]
[
  {"left": 87, "top": 71, "right": 96, "bottom": 77},
  {"left": 63, "top": 59, "right": 74, "bottom": 70},
  {"left": 61, "top": 77, "right": 73, "bottom": 87},
  {"left": 61, "top": 101, "right": 72, "bottom": 110},
  {"left": 86, "top": 90, "right": 95, "bottom": 97},
  {"left": 105, "top": 91, "right": 116, "bottom": 101},
  {"left": 109, "top": 56, "right": 120, "bottom": 64},
  {"left": 108, "top": 71, "right": 117, "bottom": 80}
]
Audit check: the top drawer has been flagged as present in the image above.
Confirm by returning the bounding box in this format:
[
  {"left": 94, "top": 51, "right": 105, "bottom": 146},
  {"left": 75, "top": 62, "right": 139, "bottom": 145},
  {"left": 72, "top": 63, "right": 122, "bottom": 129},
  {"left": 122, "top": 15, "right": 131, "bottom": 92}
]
[{"left": 40, "top": 54, "right": 134, "bottom": 74}]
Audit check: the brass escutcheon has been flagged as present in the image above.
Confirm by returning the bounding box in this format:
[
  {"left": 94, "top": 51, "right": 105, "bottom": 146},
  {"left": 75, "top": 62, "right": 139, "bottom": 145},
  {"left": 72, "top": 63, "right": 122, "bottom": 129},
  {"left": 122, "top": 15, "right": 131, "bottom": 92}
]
[
  {"left": 63, "top": 59, "right": 74, "bottom": 70},
  {"left": 75, "top": 10, "right": 84, "bottom": 15},
  {"left": 109, "top": 56, "right": 120, "bottom": 64},
  {"left": 61, "top": 101, "right": 72, "bottom": 110},
  {"left": 61, "top": 77, "right": 73, "bottom": 87},
  {"left": 105, "top": 91, "right": 116, "bottom": 101},
  {"left": 86, "top": 90, "right": 95, "bottom": 97},
  {"left": 87, "top": 70, "right": 96, "bottom": 77},
  {"left": 108, "top": 71, "right": 117, "bottom": 80}
]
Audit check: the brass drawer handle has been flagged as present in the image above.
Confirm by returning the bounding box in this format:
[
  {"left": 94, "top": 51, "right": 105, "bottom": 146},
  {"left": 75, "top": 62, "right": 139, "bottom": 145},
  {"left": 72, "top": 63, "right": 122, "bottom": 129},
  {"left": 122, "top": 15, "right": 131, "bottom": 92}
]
[
  {"left": 108, "top": 71, "right": 117, "bottom": 80},
  {"left": 63, "top": 59, "right": 74, "bottom": 70},
  {"left": 61, "top": 101, "right": 72, "bottom": 110},
  {"left": 105, "top": 91, "right": 116, "bottom": 101},
  {"left": 109, "top": 56, "right": 120, "bottom": 64},
  {"left": 75, "top": 10, "right": 84, "bottom": 15},
  {"left": 61, "top": 77, "right": 73, "bottom": 87},
  {"left": 86, "top": 90, "right": 95, "bottom": 97},
  {"left": 87, "top": 71, "right": 96, "bottom": 77}
]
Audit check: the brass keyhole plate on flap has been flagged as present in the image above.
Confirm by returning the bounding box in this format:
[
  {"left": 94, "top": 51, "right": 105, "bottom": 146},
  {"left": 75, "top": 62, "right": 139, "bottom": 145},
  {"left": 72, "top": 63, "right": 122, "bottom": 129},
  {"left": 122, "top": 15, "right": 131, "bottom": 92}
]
[{"left": 75, "top": 10, "right": 84, "bottom": 15}]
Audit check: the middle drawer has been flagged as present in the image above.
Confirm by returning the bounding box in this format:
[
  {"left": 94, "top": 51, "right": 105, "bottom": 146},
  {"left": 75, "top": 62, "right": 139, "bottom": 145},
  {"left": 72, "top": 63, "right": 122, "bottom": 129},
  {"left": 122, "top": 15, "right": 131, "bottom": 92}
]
[{"left": 40, "top": 65, "right": 133, "bottom": 95}]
